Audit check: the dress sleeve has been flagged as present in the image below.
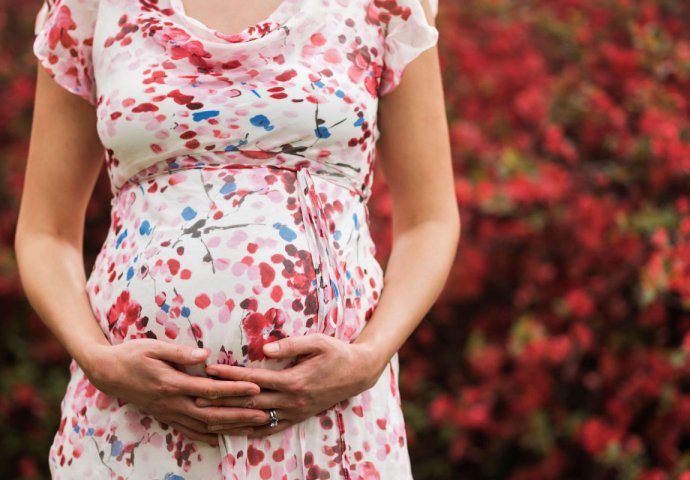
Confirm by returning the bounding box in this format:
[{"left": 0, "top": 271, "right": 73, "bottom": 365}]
[
  {"left": 377, "top": 0, "right": 440, "bottom": 97},
  {"left": 33, "top": 0, "right": 99, "bottom": 106}
]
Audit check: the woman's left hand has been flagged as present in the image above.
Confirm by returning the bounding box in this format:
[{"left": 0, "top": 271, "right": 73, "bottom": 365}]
[{"left": 196, "top": 333, "right": 387, "bottom": 438}]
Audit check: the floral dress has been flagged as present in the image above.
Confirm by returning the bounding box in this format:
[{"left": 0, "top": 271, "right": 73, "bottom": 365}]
[{"left": 32, "top": 0, "right": 439, "bottom": 478}]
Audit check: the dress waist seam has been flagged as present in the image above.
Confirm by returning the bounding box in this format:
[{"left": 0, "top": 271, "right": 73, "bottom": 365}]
[{"left": 112, "top": 161, "right": 366, "bottom": 203}]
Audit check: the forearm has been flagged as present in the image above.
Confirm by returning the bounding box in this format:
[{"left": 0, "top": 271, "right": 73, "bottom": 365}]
[
  {"left": 15, "top": 232, "right": 110, "bottom": 373},
  {"left": 352, "top": 218, "right": 460, "bottom": 372}
]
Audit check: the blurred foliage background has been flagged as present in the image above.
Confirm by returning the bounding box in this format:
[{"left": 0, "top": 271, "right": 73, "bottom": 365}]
[{"left": 5, "top": 0, "right": 690, "bottom": 478}]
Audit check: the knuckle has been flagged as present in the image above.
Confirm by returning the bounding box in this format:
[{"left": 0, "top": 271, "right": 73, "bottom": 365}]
[
  {"left": 243, "top": 398, "right": 256, "bottom": 409},
  {"left": 154, "top": 379, "right": 173, "bottom": 397},
  {"left": 293, "top": 396, "right": 309, "bottom": 410},
  {"left": 149, "top": 341, "right": 168, "bottom": 358},
  {"left": 290, "top": 378, "right": 307, "bottom": 394},
  {"left": 285, "top": 337, "right": 296, "bottom": 350},
  {"left": 205, "top": 386, "right": 219, "bottom": 400}
]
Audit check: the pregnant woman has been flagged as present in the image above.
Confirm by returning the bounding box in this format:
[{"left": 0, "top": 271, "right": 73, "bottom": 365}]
[{"left": 15, "top": 0, "right": 459, "bottom": 477}]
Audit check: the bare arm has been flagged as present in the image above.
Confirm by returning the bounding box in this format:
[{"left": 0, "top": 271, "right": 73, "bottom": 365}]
[
  {"left": 15, "top": 62, "right": 111, "bottom": 365},
  {"left": 14, "top": 63, "right": 272, "bottom": 445},
  {"left": 351, "top": 0, "right": 460, "bottom": 374}
]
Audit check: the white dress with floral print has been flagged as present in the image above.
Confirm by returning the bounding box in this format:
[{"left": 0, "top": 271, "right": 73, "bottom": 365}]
[{"left": 32, "top": 0, "right": 439, "bottom": 477}]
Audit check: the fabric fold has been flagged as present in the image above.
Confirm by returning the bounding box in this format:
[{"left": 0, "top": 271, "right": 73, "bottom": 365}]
[{"left": 295, "top": 167, "right": 347, "bottom": 337}]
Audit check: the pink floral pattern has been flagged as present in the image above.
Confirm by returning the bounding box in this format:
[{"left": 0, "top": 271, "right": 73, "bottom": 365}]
[{"left": 32, "top": 0, "right": 438, "bottom": 477}]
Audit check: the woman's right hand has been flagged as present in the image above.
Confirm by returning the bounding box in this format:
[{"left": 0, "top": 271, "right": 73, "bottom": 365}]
[
  {"left": 81, "top": 339, "right": 270, "bottom": 446},
  {"left": 18, "top": 66, "right": 270, "bottom": 449}
]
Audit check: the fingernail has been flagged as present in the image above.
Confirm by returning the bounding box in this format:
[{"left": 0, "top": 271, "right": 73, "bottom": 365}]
[
  {"left": 264, "top": 342, "right": 279, "bottom": 353},
  {"left": 191, "top": 348, "right": 206, "bottom": 359}
]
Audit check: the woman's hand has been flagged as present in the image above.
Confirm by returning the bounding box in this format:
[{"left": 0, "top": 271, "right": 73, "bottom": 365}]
[
  {"left": 194, "top": 333, "right": 388, "bottom": 438},
  {"left": 82, "top": 339, "right": 272, "bottom": 446}
]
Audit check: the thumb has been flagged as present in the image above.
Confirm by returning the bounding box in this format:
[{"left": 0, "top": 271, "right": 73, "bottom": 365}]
[
  {"left": 263, "top": 334, "right": 326, "bottom": 358},
  {"left": 151, "top": 342, "right": 208, "bottom": 365}
]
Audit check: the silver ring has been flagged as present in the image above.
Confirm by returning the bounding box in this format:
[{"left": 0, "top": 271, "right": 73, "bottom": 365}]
[{"left": 267, "top": 408, "right": 278, "bottom": 428}]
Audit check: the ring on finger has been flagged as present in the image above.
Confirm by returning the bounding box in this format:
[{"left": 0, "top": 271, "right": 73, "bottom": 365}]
[{"left": 266, "top": 408, "right": 278, "bottom": 428}]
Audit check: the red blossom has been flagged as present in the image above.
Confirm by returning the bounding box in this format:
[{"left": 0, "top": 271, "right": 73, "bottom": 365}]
[
  {"left": 241, "top": 308, "right": 288, "bottom": 361},
  {"left": 578, "top": 418, "right": 623, "bottom": 456},
  {"left": 106, "top": 290, "right": 143, "bottom": 341}
]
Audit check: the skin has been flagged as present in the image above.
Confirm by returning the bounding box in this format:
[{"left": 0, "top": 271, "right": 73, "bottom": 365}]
[
  {"left": 15, "top": 0, "right": 458, "bottom": 446},
  {"left": 179, "top": 0, "right": 288, "bottom": 36}
]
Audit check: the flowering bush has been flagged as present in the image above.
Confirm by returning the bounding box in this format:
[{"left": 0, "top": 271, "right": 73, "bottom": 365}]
[
  {"left": 371, "top": 0, "right": 690, "bottom": 478},
  {"left": 5, "top": 0, "right": 690, "bottom": 478}
]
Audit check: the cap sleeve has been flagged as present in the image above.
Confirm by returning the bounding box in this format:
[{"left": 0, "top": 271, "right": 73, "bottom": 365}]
[
  {"left": 377, "top": 0, "right": 440, "bottom": 97},
  {"left": 32, "top": 0, "right": 99, "bottom": 106}
]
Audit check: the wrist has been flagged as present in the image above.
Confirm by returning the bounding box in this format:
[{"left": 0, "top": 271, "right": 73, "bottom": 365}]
[
  {"left": 351, "top": 339, "right": 391, "bottom": 389},
  {"left": 74, "top": 341, "right": 112, "bottom": 381}
]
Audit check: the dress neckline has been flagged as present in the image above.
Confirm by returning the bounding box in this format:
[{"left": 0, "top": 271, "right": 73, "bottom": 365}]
[{"left": 168, "top": 0, "right": 302, "bottom": 44}]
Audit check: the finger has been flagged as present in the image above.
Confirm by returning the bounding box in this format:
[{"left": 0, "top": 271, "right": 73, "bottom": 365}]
[
  {"left": 262, "top": 333, "right": 330, "bottom": 358},
  {"left": 207, "top": 425, "right": 256, "bottom": 436},
  {"left": 168, "top": 395, "right": 259, "bottom": 428},
  {"left": 169, "top": 372, "right": 261, "bottom": 399},
  {"left": 208, "top": 420, "right": 261, "bottom": 430},
  {"left": 166, "top": 421, "right": 219, "bottom": 446},
  {"left": 172, "top": 398, "right": 261, "bottom": 430},
  {"left": 205, "top": 364, "right": 293, "bottom": 391},
  {"left": 158, "top": 410, "right": 215, "bottom": 435},
  {"left": 185, "top": 402, "right": 271, "bottom": 428},
  {"left": 147, "top": 341, "right": 210, "bottom": 365},
  {"left": 195, "top": 391, "right": 285, "bottom": 410}
]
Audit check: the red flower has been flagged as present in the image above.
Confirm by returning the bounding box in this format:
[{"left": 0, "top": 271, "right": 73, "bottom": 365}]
[
  {"left": 241, "top": 308, "right": 288, "bottom": 361},
  {"left": 578, "top": 418, "right": 622, "bottom": 456},
  {"left": 107, "top": 290, "right": 143, "bottom": 341}
]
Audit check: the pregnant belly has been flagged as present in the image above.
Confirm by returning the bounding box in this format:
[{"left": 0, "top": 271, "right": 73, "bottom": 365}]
[{"left": 85, "top": 165, "right": 383, "bottom": 374}]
